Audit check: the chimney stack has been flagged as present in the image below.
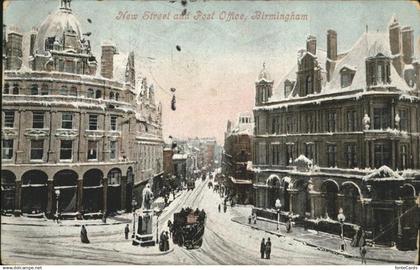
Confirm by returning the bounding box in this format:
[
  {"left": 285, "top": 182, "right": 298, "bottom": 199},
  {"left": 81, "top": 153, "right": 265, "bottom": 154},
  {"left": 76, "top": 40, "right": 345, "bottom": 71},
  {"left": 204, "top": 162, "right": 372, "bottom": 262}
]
[
  {"left": 326, "top": 29, "right": 337, "bottom": 82},
  {"left": 6, "top": 29, "right": 23, "bottom": 70},
  {"left": 100, "top": 42, "right": 117, "bottom": 79},
  {"left": 306, "top": 35, "right": 317, "bottom": 55},
  {"left": 125, "top": 51, "right": 135, "bottom": 86},
  {"left": 29, "top": 28, "right": 38, "bottom": 56},
  {"left": 389, "top": 18, "right": 403, "bottom": 75},
  {"left": 401, "top": 26, "right": 413, "bottom": 65}
]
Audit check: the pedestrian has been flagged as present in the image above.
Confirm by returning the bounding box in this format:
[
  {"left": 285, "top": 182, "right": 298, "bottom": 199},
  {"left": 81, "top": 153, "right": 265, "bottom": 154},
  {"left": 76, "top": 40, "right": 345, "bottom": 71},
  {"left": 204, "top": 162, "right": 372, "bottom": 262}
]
[
  {"left": 159, "top": 231, "right": 166, "bottom": 251},
  {"left": 165, "top": 231, "right": 170, "bottom": 251},
  {"left": 248, "top": 215, "right": 252, "bottom": 224},
  {"left": 218, "top": 204, "right": 221, "bottom": 213},
  {"left": 124, "top": 224, "right": 130, "bottom": 239},
  {"left": 102, "top": 212, "right": 107, "bottom": 224},
  {"left": 360, "top": 244, "right": 367, "bottom": 264},
  {"left": 265, "top": 237, "right": 272, "bottom": 259},
  {"left": 80, "top": 225, "right": 90, "bottom": 244},
  {"left": 223, "top": 204, "right": 227, "bottom": 213},
  {"left": 286, "top": 218, "right": 292, "bottom": 233},
  {"left": 260, "top": 238, "right": 266, "bottom": 259},
  {"left": 253, "top": 213, "right": 257, "bottom": 224}
]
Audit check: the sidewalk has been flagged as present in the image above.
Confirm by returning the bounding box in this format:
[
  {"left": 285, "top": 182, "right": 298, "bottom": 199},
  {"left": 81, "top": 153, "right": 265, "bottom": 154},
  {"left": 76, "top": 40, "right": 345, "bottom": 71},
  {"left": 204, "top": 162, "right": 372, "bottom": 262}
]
[{"left": 232, "top": 215, "right": 417, "bottom": 264}]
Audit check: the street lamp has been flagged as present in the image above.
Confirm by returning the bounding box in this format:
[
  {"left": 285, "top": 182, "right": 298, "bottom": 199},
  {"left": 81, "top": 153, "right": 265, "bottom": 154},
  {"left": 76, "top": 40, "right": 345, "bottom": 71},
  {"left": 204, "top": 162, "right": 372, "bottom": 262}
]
[
  {"left": 55, "top": 189, "right": 61, "bottom": 223},
  {"left": 337, "top": 208, "right": 346, "bottom": 251},
  {"left": 131, "top": 199, "right": 137, "bottom": 238},
  {"left": 275, "top": 198, "right": 282, "bottom": 231}
]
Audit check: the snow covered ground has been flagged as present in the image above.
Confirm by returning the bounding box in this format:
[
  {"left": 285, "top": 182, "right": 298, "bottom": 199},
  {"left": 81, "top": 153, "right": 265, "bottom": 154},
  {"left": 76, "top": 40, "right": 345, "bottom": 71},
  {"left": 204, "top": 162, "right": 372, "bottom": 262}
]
[{"left": 1, "top": 176, "right": 373, "bottom": 265}]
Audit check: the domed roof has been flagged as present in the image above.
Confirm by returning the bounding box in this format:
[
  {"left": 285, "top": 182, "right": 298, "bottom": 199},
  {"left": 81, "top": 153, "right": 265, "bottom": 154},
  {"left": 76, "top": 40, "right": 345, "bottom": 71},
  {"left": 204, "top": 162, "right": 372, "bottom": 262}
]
[
  {"left": 35, "top": 6, "right": 82, "bottom": 53},
  {"left": 257, "top": 62, "right": 272, "bottom": 82}
]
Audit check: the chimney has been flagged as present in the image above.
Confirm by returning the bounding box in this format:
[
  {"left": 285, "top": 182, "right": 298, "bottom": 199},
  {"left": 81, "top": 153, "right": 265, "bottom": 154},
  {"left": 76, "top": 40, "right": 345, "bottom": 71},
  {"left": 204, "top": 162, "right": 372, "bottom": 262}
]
[
  {"left": 125, "top": 51, "right": 135, "bottom": 86},
  {"left": 100, "top": 42, "right": 117, "bottom": 79},
  {"left": 306, "top": 35, "right": 316, "bottom": 55},
  {"left": 326, "top": 29, "right": 337, "bottom": 82},
  {"left": 6, "top": 29, "right": 23, "bottom": 70},
  {"left": 401, "top": 26, "right": 413, "bottom": 65},
  {"left": 389, "top": 18, "right": 403, "bottom": 75},
  {"left": 29, "top": 28, "right": 37, "bottom": 56}
]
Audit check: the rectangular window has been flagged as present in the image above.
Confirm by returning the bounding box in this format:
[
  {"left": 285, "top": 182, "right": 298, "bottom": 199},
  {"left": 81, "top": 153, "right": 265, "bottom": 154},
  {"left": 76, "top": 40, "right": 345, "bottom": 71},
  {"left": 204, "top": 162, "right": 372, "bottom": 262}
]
[
  {"left": 306, "top": 114, "right": 315, "bottom": 133},
  {"left": 400, "top": 144, "right": 408, "bottom": 170},
  {"left": 286, "top": 116, "right": 293, "bottom": 133},
  {"left": 327, "top": 144, "right": 337, "bottom": 167},
  {"left": 286, "top": 144, "right": 294, "bottom": 165},
  {"left": 305, "top": 143, "right": 314, "bottom": 161},
  {"left": 258, "top": 143, "right": 266, "bottom": 164},
  {"left": 346, "top": 110, "right": 356, "bottom": 132},
  {"left": 2, "top": 139, "right": 13, "bottom": 160},
  {"left": 89, "top": 114, "right": 98, "bottom": 130},
  {"left": 30, "top": 140, "right": 44, "bottom": 160},
  {"left": 398, "top": 109, "right": 408, "bottom": 131},
  {"left": 345, "top": 143, "right": 357, "bottom": 168},
  {"left": 61, "top": 113, "right": 73, "bottom": 129},
  {"left": 374, "top": 142, "right": 391, "bottom": 168},
  {"left": 327, "top": 112, "right": 337, "bottom": 132},
  {"left": 373, "top": 107, "right": 390, "bottom": 130},
  {"left": 60, "top": 140, "right": 72, "bottom": 160},
  {"left": 110, "top": 141, "right": 117, "bottom": 160},
  {"left": 271, "top": 144, "right": 280, "bottom": 165},
  {"left": 4, "top": 111, "right": 15, "bottom": 128},
  {"left": 87, "top": 140, "right": 97, "bottom": 160},
  {"left": 110, "top": 116, "right": 117, "bottom": 131},
  {"left": 32, "top": 112, "right": 45, "bottom": 128}
]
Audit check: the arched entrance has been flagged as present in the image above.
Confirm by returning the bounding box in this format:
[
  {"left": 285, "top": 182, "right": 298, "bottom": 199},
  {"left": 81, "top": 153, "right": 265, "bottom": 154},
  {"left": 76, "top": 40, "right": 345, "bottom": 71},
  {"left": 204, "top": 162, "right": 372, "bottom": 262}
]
[
  {"left": 1, "top": 170, "right": 16, "bottom": 213},
  {"left": 399, "top": 184, "right": 417, "bottom": 250},
  {"left": 107, "top": 168, "right": 122, "bottom": 214},
  {"left": 21, "top": 170, "right": 48, "bottom": 214},
  {"left": 282, "top": 177, "right": 291, "bottom": 212},
  {"left": 341, "top": 182, "right": 361, "bottom": 224},
  {"left": 53, "top": 170, "right": 78, "bottom": 214},
  {"left": 290, "top": 179, "right": 308, "bottom": 216},
  {"left": 321, "top": 180, "right": 339, "bottom": 220},
  {"left": 125, "top": 167, "right": 134, "bottom": 212},
  {"left": 82, "top": 169, "right": 103, "bottom": 213},
  {"left": 266, "top": 175, "right": 281, "bottom": 209}
]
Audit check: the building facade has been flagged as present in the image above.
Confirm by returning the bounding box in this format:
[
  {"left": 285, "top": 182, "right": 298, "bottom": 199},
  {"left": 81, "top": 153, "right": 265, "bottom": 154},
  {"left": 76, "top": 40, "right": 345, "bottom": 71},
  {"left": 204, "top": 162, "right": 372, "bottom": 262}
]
[
  {"left": 253, "top": 18, "right": 419, "bottom": 249},
  {"left": 222, "top": 112, "right": 255, "bottom": 204},
  {"left": 1, "top": 1, "right": 163, "bottom": 218}
]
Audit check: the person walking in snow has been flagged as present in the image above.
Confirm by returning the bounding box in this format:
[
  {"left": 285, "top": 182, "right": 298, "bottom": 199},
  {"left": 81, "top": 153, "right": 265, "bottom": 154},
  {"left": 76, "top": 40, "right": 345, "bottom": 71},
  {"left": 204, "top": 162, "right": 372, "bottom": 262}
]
[
  {"left": 218, "top": 204, "right": 221, "bottom": 213},
  {"left": 260, "top": 238, "right": 266, "bottom": 259},
  {"left": 80, "top": 225, "right": 90, "bottom": 244},
  {"left": 360, "top": 244, "right": 367, "bottom": 264},
  {"left": 223, "top": 204, "right": 227, "bottom": 213},
  {"left": 124, "top": 224, "right": 130, "bottom": 239},
  {"left": 265, "top": 237, "right": 272, "bottom": 259}
]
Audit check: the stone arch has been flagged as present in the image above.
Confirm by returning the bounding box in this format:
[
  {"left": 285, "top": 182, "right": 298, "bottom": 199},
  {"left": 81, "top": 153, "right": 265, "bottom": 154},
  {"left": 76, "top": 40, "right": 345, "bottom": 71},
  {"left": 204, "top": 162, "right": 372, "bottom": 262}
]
[
  {"left": 21, "top": 170, "right": 48, "bottom": 214},
  {"left": 82, "top": 169, "right": 103, "bottom": 213},
  {"left": 107, "top": 168, "right": 122, "bottom": 213},
  {"left": 289, "top": 179, "right": 308, "bottom": 216},
  {"left": 95, "top": 89, "right": 102, "bottom": 99},
  {"left": 53, "top": 170, "right": 78, "bottom": 213},
  {"left": 321, "top": 179, "right": 340, "bottom": 220},
  {"left": 341, "top": 181, "right": 362, "bottom": 224},
  {"left": 1, "top": 170, "right": 16, "bottom": 212},
  {"left": 266, "top": 174, "right": 282, "bottom": 209},
  {"left": 401, "top": 184, "right": 416, "bottom": 198}
]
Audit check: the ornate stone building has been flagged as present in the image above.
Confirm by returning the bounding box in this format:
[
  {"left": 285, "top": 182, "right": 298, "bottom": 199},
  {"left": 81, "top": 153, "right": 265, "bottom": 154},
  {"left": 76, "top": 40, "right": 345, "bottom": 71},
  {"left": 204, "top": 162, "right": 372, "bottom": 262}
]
[
  {"left": 1, "top": 1, "right": 163, "bottom": 218},
  {"left": 252, "top": 18, "right": 419, "bottom": 249}
]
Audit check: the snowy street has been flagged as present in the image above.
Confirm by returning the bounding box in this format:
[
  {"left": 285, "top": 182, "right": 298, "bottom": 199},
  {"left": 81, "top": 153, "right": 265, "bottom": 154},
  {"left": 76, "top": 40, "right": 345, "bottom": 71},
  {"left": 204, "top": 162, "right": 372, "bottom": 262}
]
[{"left": 2, "top": 177, "right": 381, "bottom": 265}]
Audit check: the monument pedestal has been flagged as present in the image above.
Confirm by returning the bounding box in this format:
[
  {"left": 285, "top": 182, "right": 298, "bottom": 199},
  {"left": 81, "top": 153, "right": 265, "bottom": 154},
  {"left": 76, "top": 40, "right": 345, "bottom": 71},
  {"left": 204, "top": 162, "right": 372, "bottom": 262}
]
[{"left": 132, "top": 210, "right": 156, "bottom": 247}]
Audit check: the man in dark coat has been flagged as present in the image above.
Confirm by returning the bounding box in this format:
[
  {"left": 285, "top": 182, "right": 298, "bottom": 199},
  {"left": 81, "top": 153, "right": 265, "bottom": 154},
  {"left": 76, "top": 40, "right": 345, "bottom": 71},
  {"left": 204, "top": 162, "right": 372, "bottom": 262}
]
[
  {"left": 124, "top": 224, "right": 130, "bottom": 239},
  {"left": 265, "top": 237, "right": 272, "bottom": 259},
  {"left": 260, "top": 238, "right": 266, "bottom": 259},
  {"left": 223, "top": 204, "right": 227, "bottom": 213},
  {"left": 80, "top": 225, "right": 90, "bottom": 244},
  {"left": 164, "top": 231, "right": 170, "bottom": 251},
  {"left": 218, "top": 204, "right": 221, "bottom": 213},
  {"left": 360, "top": 244, "right": 367, "bottom": 264}
]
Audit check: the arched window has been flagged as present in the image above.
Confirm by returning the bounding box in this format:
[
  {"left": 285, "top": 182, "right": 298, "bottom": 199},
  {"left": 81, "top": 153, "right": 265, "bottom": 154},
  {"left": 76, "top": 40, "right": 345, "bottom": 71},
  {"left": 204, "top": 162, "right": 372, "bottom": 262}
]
[
  {"left": 109, "top": 92, "right": 114, "bottom": 100},
  {"left": 3, "top": 83, "right": 10, "bottom": 94},
  {"left": 60, "top": 86, "right": 68, "bottom": 96},
  {"left": 306, "top": 75, "right": 313, "bottom": 95},
  {"left": 95, "top": 90, "right": 102, "bottom": 99},
  {"left": 115, "top": 93, "right": 119, "bottom": 101},
  {"left": 31, "top": 84, "right": 39, "bottom": 95},
  {"left": 69, "top": 86, "right": 77, "bottom": 97},
  {"left": 41, "top": 84, "right": 49, "bottom": 95},
  {"left": 87, "top": 88, "right": 94, "bottom": 98},
  {"left": 12, "top": 84, "right": 19, "bottom": 95}
]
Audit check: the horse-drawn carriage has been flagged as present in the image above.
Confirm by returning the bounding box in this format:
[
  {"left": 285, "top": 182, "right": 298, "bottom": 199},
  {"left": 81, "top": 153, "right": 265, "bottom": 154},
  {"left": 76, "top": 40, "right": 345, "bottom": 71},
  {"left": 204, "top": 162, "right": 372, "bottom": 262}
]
[{"left": 171, "top": 208, "right": 206, "bottom": 249}]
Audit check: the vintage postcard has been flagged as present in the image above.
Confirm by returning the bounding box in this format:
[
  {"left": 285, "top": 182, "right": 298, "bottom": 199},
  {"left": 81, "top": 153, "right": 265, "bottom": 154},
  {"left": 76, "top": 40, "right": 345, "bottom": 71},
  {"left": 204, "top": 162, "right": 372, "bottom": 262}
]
[{"left": 1, "top": 0, "right": 419, "bottom": 267}]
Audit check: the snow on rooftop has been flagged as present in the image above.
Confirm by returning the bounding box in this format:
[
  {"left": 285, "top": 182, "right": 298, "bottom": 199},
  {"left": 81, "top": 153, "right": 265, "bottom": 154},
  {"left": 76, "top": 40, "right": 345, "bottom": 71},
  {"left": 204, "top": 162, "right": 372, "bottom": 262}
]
[
  {"left": 362, "top": 165, "right": 404, "bottom": 181},
  {"left": 294, "top": 154, "right": 313, "bottom": 165}
]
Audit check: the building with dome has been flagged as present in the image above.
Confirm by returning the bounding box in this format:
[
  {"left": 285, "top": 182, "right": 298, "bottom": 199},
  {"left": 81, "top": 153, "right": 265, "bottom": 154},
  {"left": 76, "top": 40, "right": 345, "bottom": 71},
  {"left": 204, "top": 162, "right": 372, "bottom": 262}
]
[
  {"left": 1, "top": 0, "right": 164, "bottom": 218},
  {"left": 252, "top": 19, "right": 419, "bottom": 249}
]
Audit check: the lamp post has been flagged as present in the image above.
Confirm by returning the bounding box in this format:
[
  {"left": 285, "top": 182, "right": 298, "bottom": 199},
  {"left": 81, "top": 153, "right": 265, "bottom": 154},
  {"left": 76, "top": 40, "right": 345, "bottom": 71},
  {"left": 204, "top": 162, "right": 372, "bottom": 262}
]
[
  {"left": 55, "top": 189, "right": 61, "bottom": 223},
  {"left": 131, "top": 199, "right": 137, "bottom": 238},
  {"left": 337, "top": 208, "right": 346, "bottom": 251},
  {"left": 154, "top": 207, "right": 162, "bottom": 243},
  {"left": 275, "top": 198, "right": 282, "bottom": 231}
]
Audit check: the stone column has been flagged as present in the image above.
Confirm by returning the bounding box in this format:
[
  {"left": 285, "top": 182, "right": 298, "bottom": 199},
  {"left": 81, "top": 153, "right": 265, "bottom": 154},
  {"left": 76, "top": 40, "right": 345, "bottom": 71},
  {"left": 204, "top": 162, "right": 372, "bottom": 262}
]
[
  {"left": 396, "top": 200, "right": 403, "bottom": 246},
  {"left": 308, "top": 192, "right": 319, "bottom": 219},
  {"left": 76, "top": 178, "right": 83, "bottom": 216},
  {"left": 14, "top": 180, "right": 22, "bottom": 216},
  {"left": 46, "top": 180, "right": 54, "bottom": 217},
  {"left": 121, "top": 175, "right": 127, "bottom": 211},
  {"left": 365, "top": 141, "right": 370, "bottom": 168},
  {"left": 289, "top": 189, "right": 296, "bottom": 215},
  {"left": 392, "top": 141, "right": 396, "bottom": 169},
  {"left": 102, "top": 177, "right": 108, "bottom": 214},
  {"left": 370, "top": 142, "right": 375, "bottom": 168}
]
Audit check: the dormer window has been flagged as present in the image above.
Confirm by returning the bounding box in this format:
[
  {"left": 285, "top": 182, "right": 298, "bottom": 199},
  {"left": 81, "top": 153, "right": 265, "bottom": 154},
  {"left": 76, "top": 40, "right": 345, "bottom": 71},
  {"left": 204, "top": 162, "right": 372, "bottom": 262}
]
[
  {"left": 284, "top": 80, "right": 294, "bottom": 97},
  {"left": 340, "top": 67, "right": 355, "bottom": 88},
  {"left": 366, "top": 53, "right": 391, "bottom": 87}
]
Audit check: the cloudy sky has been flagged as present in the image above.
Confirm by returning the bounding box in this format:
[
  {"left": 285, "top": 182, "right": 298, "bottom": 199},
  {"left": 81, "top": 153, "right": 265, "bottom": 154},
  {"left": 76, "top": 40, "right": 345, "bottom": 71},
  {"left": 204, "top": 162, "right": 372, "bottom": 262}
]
[{"left": 4, "top": 0, "right": 420, "bottom": 144}]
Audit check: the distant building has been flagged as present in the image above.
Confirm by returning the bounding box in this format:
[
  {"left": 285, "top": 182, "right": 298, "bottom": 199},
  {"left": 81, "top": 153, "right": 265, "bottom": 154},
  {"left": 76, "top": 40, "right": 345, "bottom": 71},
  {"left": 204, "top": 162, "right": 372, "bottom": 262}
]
[
  {"left": 252, "top": 18, "right": 419, "bottom": 249},
  {"left": 222, "top": 112, "right": 255, "bottom": 204},
  {"left": 1, "top": 1, "right": 163, "bottom": 218}
]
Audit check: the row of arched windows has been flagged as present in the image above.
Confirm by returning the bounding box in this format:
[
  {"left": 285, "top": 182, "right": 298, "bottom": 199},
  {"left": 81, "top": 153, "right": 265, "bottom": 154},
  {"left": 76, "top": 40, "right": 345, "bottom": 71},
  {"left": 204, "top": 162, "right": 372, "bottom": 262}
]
[{"left": 3, "top": 83, "right": 121, "bottom": 101}]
